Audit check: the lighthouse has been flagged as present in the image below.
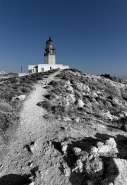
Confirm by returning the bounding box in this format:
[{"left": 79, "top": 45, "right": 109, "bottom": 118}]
[
  {"left": 44, "top": 37, "right": 56, "bottom": 64},
  {"left": 28, "top": 37, "right": 69, "bottom": 73}
]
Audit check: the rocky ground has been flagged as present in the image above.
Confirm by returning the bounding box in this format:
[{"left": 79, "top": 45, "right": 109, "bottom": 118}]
[{"left": 0, "top": 68, "right": 127, "bottom": 185}]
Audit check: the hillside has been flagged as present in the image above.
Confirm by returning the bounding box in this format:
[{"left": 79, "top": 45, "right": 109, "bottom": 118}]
[{"left": 0, "top": 68, "right": 127, "bottom": 185}]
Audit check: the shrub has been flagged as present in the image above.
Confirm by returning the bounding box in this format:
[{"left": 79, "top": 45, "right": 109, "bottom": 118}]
[
  {"left": 37, "top": 100, "right": 53, "bottom": 111},
  {"left": 62, "top": 75, "right": 71, "bottom": 81},
  {"left": 0, "top": 86, "right": 6, "bottom": 91},
  {"left": 48, "top": 80, "right": 58, "bottom": 86},
  {"left": 51, "top": 105, "right": 66, "bottom": 115},
  {"left": 12, "top": 86, "right": 19, "bottom": 89},
  {"left": 75, "top": 91, "right": 82, "bottom": 99},
  {"left": 35, "top": 77, "right": 42, "bottom": 80},
  {"left": 23, "top": 84, "right": 34, "bottom": 90},
  {"left": 30, "top": 77, "right": 38, "bottom": 83},
  {"left": 3, "top": 90, "right": 14, "bottom": 102},
  {"left": 49, "top": 93, "right": 57, "bottom": 100},
  {"left": 0, "top": 111, "right": 18, "bottom": 133},
  {"left": 51, "top": 87, "right": 64, "bottom": 95},
  {"left": 10, "top": 78, "right": 20, "bottom": 84},
  {"left": 0, "top": 103, "right": 12, "bottom": 112},
  {"left": 0, "top": 98, "right": 4, "bottom": 103},
  {"left": 21, "top": 87, "right": 31, "bottom": 93},
  {"left": 121, "top": 91, "right": 127, "bottom": 100}
]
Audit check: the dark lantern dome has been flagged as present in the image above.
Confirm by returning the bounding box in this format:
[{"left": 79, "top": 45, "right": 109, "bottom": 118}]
[{"left": 46, "top": 37, "right": 53, "bottom": 43}]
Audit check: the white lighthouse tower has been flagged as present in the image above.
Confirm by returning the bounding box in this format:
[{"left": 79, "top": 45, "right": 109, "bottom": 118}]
[
  {"left": 28, "top": 37, "right": 69, "bottom": 73},
  {"left": 44, "top": 37, "right": 56, "bottom": 64}
]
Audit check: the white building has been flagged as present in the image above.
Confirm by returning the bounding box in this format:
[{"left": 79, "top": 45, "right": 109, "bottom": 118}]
[{"left": 28, "top": 37, "right": 69, "bottom": 73}]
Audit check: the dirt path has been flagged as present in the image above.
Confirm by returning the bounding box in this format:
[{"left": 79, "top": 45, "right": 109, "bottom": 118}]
[{"left": 0, "top": 71, "right": 62, "bottom": 182}]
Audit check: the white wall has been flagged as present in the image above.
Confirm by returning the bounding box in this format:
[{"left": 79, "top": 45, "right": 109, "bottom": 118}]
[
  {"left": 38, "top": 64, "right": 69, "bottom": 72},
  {"left": 28, "top": 65, "right": 37, "bottom": 73},
  {"left": 28, "top": 64, "right": 69, "bottom": 73}
]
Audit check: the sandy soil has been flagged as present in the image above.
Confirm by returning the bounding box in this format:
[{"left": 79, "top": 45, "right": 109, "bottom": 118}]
[{"left": 0, "top": 71, "right": 65, "bottom": 185}]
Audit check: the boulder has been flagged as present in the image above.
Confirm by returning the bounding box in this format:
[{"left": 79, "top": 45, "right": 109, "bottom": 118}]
[
  {"left": 105, "top": 138, "right": 116, "bottom": 149},
  {"left": 113, "top": 158, "right": 127, "bottom": 185},
  {"left": 98, "top": 145, "right": 111, "bottom": 154},
  {"left": 72, "top": 159, "right": 83, "bottom": 173},
  {"left": 82, "top": 84, "right": 90, "bottom": 92},
  {"left": 102, "top": 158, "right": 127, "bottom": 185},
  {"left": 73, "top": 147, "right": 81, "bottom": 156},
  {"left": 100, "top": 111, "right": 118, "bottom": 121},
  {"left": 74, "top": 117, "right": 80, "bottom": 123},
  {"left": 76, "top": 83, "right": 83, "bottom": 90},
  {"left": 62, "top": 162, "right": 71, "bottom": 177},
  {"left": 96, "top": 138, "right": 118, "bottom": 157},
  {"left": 12, "top": 94, "right": 26, "bottom": 102},
  {"left": 66, "top": 85, "right": 74, "bottom": 93},
  {"left": 17, "top": 94, "right": 26, "bottom": 101},
  {"left": 77, "top": 99, "right": 84, "bottom": 107},
  {"left": 87, "top": 180, "right": 94, "bottom": 185},
  {"left": 61, "top": 142, "right": 68, "bottom": 154},
  {"left": 84, "top": 157, "right": 104, "bottom": 178},
  {"left": 90, "top": 146, "right": 99, "bottom": 157}
]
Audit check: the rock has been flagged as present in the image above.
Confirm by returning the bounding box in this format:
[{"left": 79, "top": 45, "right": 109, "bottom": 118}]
[
  {"left": 97, "top": 138, "right": 118, "bottom": 157},
  {"left": 96, "top": 142, "right": 104, "bottom": 149},
  {"left": 102, "top": 158, "right": 127, "bottom": 185},
  {"left": 77, "top": 99, "right": 84, "bottom": 107},
  {"left": 17, "top": 94, "right": 26, "bottom": 101},
  {"left": 91, "top": 91, "right": 98, "bottom": 97},
  {"left": 66, "top": 94, "right": 75, "bottom": 104},
  {"left": 80, "top": 151, "right": 89, "bottom": 161},
  {"left": 97, "top": 145, "right": 109, "bottom": 155},
  {"left": 97, "top": 91, "right": 102, "bottom": 95},
  {"left": 105, "top": 138, "right": 116, "bottom": 149},
  {"left": 12, "top": 94, "right": 26, "bottom": 102},
  {"left": 122, "top": 111, "right": 127, "bottom": 117},
  {"left": 73, "top": 147, "right": 81, "bottom": 156},
  {"left": 72, "top": 159, "right": 83, "bottom": 173},
  {"left": 74, "top": 117, "right": 80, "bottom": 123},
  {"left": 61, "top": 142, "right": 68, "bottom": 154},
  {"left": 29, "top": 182, "right": 34, "bottom": 185},
  {"left": 101, "top": 179, "right": 113, "bottom": 185},
  {"left": 84, "top": 157, "right": 104, "bottom": 178},
  {"left": 66, "top": 85, "right": 74, "bottom": 93},
  {"left": 66, "top": 80, "right": 71, "bottom": 85},
  {"left": 76, "top": 159, "right": 83, "bottom": 172},
  {"left": 82, "top": 84, "right": 90, "bottom": 92},
  {"left": 76, "top": 83, "right": 83, "bottom": 90},
  {"left": 87, "top": 180, "right": 94, "bottom": 185},
  {"left": 64, "top": 167, "right": 71, "bottom": 177},
  {"left": 113, "top": 158, "right": 127, "bottom": 185},
  {"left": 90, "top": 146, "right": 98, "bottom": 154},
  {"left": 63, "top": 116, "right": 72, "bottom": 121},
  {"left": 90, "top": 146, "right": 99, "bottom": 158},
  {"left": 62, "top": 162, "right": 71, "bottom": 177}
]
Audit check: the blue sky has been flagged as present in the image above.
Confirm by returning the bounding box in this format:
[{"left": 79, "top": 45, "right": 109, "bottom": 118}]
[{"left": 0, "top": 0, "right": 127, "bottom": 78}]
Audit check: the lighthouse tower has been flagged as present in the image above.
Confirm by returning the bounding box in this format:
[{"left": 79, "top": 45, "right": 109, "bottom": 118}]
[
  {"left": 28, "top": 37, "right": 69, "bottom": 73},
  {"left": 44, "top": 37, "right": 56, "bottom": 64}
]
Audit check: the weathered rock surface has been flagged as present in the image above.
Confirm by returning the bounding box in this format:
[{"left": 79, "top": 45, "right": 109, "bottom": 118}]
[{"left": 113, "top": 158, "right": 127, "bottom": 185}]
